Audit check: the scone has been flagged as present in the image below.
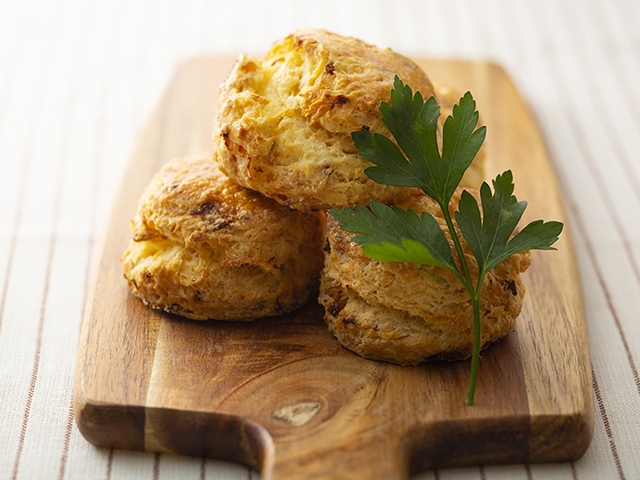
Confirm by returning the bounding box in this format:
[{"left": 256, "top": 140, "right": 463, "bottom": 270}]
[
  {"left": 318, "top": 190, "right": 531, "bottom": 365},
  {"left": 213, "top": 29, "right": 438, "bottom": 211},
  {"left": 122, "top": 151, "right": 324, "bottom": 321}
]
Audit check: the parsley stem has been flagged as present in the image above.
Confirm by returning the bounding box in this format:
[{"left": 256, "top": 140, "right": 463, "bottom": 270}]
[
  {"left": 439, "top": 200, "right": 482, "bottom": 406},
  {"left": 466, "top": 287, "right": 483, "bottom": 405},
  {"left": 440, "top": 203, "right": 473, "bottom": 285}
]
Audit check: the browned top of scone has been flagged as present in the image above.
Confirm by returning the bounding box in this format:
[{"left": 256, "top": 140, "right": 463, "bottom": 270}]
[
  {"left": 219, "top": 29, "right": 436, "bottom": 136},
  {"left": 132, "top": 151, "right": 323, "bottom": 273},
  {"left": 271, "top": 29, "right": 436, "bottom": 135},
  {"left": 324, "top": 189, "right": 532, "bottom": 331},
  {"left": 213, "top": 29, "right": 437, "bottom": 211}
]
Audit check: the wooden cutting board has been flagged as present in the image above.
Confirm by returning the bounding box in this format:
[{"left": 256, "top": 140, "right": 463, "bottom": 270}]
[{"left": 74, "top": 57, "right": 593, "bottom": 479}]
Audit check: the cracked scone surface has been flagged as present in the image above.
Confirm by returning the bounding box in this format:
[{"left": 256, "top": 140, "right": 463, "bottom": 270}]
[
  {"left": 318, "top": 191, "right": 531, "bottom": 365},
  {"left": 213, "top": 29, "right": 438, "bottom": 211},
  {"left": 122, "top": 152, "right": 324, "bottom": 320}
]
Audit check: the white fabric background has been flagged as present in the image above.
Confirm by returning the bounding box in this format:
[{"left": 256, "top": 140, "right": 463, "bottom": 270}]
[{"left": 1, "top": 0, "right": 639, "bottom": 479}]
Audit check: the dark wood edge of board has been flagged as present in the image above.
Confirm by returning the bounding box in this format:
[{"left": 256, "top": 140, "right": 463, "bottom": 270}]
[{"left": 73, "top": 393, "right": 593, "bottom": 477}]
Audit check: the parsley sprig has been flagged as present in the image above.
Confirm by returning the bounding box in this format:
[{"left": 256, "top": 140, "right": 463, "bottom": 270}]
[{"left": 330, "top": 77, "right": 563, "bottom": 405}]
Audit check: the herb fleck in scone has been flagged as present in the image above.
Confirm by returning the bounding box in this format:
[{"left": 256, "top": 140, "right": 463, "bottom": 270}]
[
  {"left": 319, "top": 190, "right": 532, "bottom": 365},
  {"left": 122, "top": 152, "right": 324, "bottom": 321},
  {"left": 213, "top": 29, "right": 439, "bottom": 211}
]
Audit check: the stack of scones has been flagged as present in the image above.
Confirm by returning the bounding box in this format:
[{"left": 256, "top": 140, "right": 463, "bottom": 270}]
[{"left": 122, "top": 29, "right": 531, "bottom": 364}]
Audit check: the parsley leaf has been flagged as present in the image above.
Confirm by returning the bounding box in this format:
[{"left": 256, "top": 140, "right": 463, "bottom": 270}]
[
  {"left": 353, "top": 77, "right": 486, "bottom": 206},
  {"left": 332, "top": 77, "right": 563, "bottom": 405},
  {"left": 455, "top": 171, "right": 564, "bottom": 275},
  {"left": 329, "top": 201, "right": 458, "bottom": 272}
]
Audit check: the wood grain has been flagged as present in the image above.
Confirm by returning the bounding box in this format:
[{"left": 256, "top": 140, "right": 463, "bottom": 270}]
[{"left": 73, "top": 57, "right": 593, "bottom": 479}]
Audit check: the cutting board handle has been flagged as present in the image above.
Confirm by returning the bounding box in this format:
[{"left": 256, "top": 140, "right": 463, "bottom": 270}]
[{"left": 143, "top": 406, "right": 409, "bottom": 479}]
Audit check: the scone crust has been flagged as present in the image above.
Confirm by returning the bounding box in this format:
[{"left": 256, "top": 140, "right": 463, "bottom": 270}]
[
  {"left": 213, "top": 29, "right": 437, "bottom": 211},
  {"left": 319, "top": 272, "right": 518, "bottom": 365},
  {"left": 319, "top": 190, "right": 531, "bottom": 364},
  {"left": 122, "top": 152, "right": 324, "bottom": 320}
]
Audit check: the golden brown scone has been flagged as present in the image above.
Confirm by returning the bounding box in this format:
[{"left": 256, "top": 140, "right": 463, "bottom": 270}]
[
  {"left": 213, "top": 29, "right": 437, "bottom": 211},
  {"left": 122, "top": 152, "right": 324, "bottom": 321},
  {"left": 434, "top": 82, "right": 486, "bottom": 188},
  {"left": 318, "top": 190, "right": 531, "bottom": 365}
]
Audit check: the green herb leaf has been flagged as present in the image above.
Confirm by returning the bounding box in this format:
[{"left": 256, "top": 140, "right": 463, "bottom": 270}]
[
  {"left": 353, "top": 77, "right": 486, "bottom": 206},
  {"left": 329, "top": 201, "right": 457, "bottom": 271},
  {"left": 455, "top": 170, "right": 564, "bottom": 274},
  {"left": 440, "top": 91, "right": 487, "bottom": 203}
]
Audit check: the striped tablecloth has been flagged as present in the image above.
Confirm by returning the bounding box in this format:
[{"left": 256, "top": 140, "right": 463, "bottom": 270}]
[{"left": 1, "top": 0, "right": 639, "bottom": 479}]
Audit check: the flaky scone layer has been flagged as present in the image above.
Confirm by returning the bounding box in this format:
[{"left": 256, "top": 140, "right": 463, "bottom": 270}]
[
  {"left": 122, "top": 152, "right": 324, "bottom": 320},
  {"left": 319, "top": 271, "right": 519, "bottom": 365}
]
